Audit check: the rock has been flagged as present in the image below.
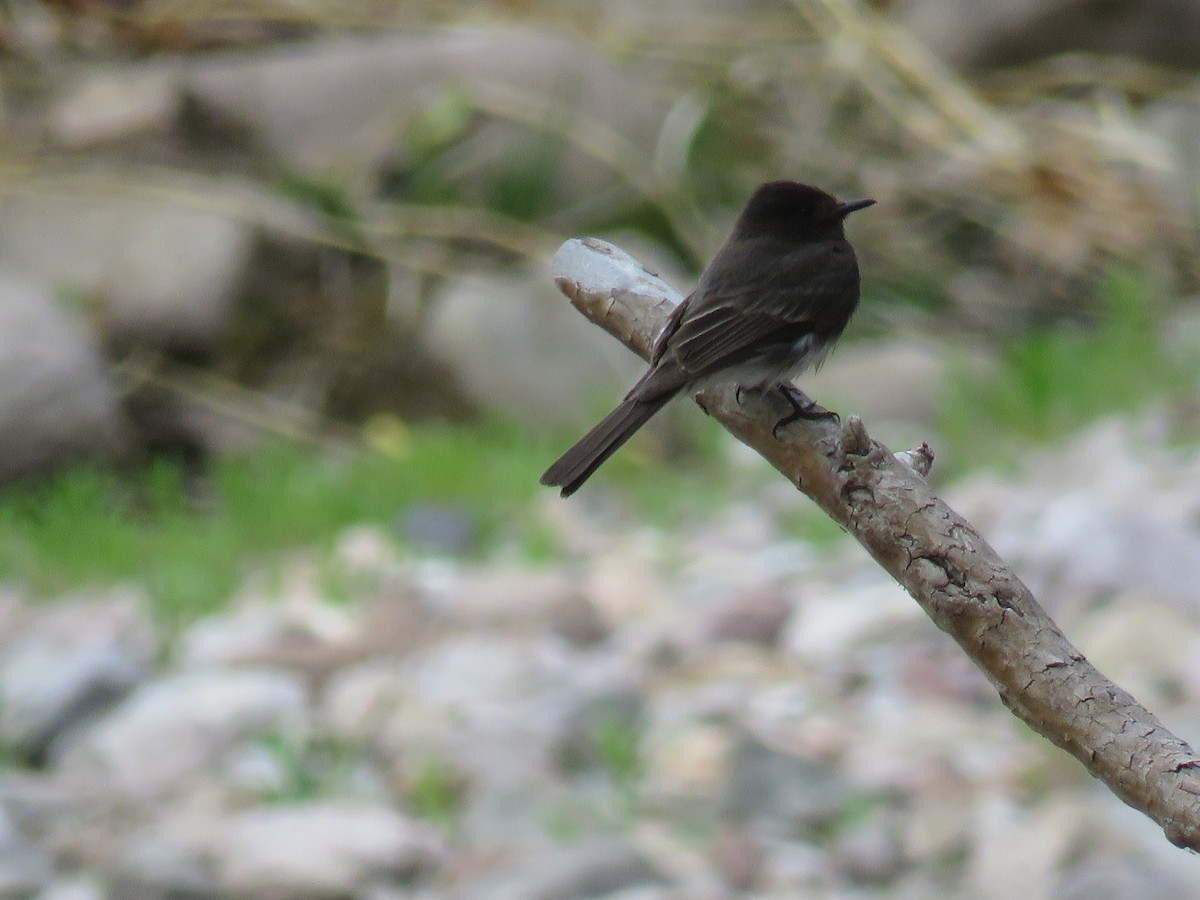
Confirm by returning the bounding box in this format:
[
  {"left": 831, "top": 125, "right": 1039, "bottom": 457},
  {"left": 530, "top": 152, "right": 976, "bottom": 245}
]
[
  {"left": 48, "top": 64, "right": 179, "bottom": 147},
  {"left": 321, "top": 642, "right": 544, "bottom": 791},
  {"left": 553, "top": 686, "right": 644, "bottom": 775},
  {"left": 109, "top": 830, "right": 222, "bottom": 900},
  {"left": 179, "top": 590, "right": 362, "bottom": 673},
  {"left": 0, "top": 590, "right": 23, "bottom": 647},
  {"left": 700, "top": 591, "right": 792, "bottom": 647},
  {"left": 721, "top": 734, "right": 852, "bottom": 837},
  {"left": 0, "top": 591, "right": 155, "bottom": 764},
  {"left": 470, "top": 839, "right": 664, "bottom": 900},
  {"left": 320, "top": 632, "right": 646, "bottom": 853},
  {"left": 900, "top": 0, "right": 1200, "bottom": 70},
  {"left": 948, "top": 418, "right": 1200, "bottom": 615},
  {"left": 399, "top": 502, "right": 479, "bottom": 556},
  {"left": 756, "top": 839, "right": 836, "bottom": 894},
  {"left": 1003, "top": 494, "right": 1200, "bottom": 614},
  {"left": 419, "top": 563, "right": 578, "bottom": 627},
  {"left": 710, "top": 828, "right": 764, "bottom": 892},
  {"left": 0, "top": 274, "right": 127, "bottom": 483},
  {"left": 0, "top": 194, "right": 254, "bottom": 351},
  {"left": 966, "top": 795, "right": 1083, "bottom": 900},
  {"left": 547, "top": 593, "right": 612, "bottom": 648},
  {"left": 183, "top": 30, "right": 665, "bottom": 189},
  {"left": 643, "top": 721, "right": 734, "bottom": 806},
  {"left": 783, "top": 572, "right": 922, "bottom": 664},
  {"left": 1056, "top": 859, "right": 1195, "bottom": 900},
  {"left": 802, "top": 338, "right": 950, "bottom": 432},
  {"left": 212, "top": 803, "right": 444, "bottom": 898},
  {"left": 831, "top": 807, "right": 907, "bottom": 885},
  {"left": 0, "top": 804, "right": 53, "bottom": 898},
  {"left": 1068, "top": 602, "right": 1200, "bottom": 705},
  {"left": 0, "top": 771, "right": 69, "bottom": 851},
  {"left": 32, "top": 875, "right": 105, "bottom": 900},
  {"left": 332, "top": 526, "right": 400, "bottom": 575},
  {"left": 322, "top": 634, "right": 576, "bottom": 785},
  {"left": 425, "top": 264, "right": 644, "bottom": 428},
  {"left": 52, "top": 669, "right": 307, "bottom": 801}
]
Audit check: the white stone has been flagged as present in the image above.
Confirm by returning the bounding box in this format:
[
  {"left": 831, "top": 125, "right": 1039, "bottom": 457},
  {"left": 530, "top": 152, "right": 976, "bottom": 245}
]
[
  {"left": 213, "top": 803, "right": 443, "bottom": 897},
  {"left": 53, "top": 669, "right": 307, "bottom": 799}
]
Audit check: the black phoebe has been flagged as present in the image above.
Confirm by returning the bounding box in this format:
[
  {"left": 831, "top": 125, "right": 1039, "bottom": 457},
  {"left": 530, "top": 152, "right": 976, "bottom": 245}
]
[{"left": 541, "top": 180, "right": 874, "bottom": 497}]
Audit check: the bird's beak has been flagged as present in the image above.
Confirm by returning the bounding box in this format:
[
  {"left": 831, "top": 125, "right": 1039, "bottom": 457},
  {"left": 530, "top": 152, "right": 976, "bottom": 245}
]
[{"left": 838, "top": 198, "right": 875, "bottom": 216}]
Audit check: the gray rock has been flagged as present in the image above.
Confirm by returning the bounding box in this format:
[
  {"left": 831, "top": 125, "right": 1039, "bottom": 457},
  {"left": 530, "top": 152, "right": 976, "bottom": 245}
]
[
  {"left": 212, "top": 803, "right": 444, "bottom": 898},
  {"left": 755, "top": 838, "right": 836, "bottom": 894},
  {"left": 0, "top": 804, "right": 53, "bottom": 898},
  {"left": 554, "top": 686, "right": 644, "bottom": 775},
  {"left": 52, "top": 669, "right": 307, "bottom": 801},
  {"left": 722, "top": 734, "right": 852, "bottom": 837},
  {"left": 399, "top": 502, "right": 479, "bottom": 556},
  {"left": 949, "top": 418, "right": 1200, "bottom": 614},
  {"left": 110, "top": 831, "right": 222, "bottom": 900},
  {"left": 419, "top": 564, "right": 580, "bottom": 628},
  {"left": 710, "top": 828, "right": 764, "bottom": 893},
  {"left": 183, "top": 30, "right": 664, "bottom": 188},
  {"left": 178, "top": 595, "right": 361, "bottom": 671},
  {"left": 802, "top": 338, "right": 950, "bottom": 432},
  {"left": 832, "top": 807, "right": 907, "bottom": 885},
  {"left": 0, "top": 592, "right": 154, "bottom": 764},
  {"left": 700, "top": 592, "right": 792, "bottom": 647},
  {"left": 322, "top": 634, "right": 573, "bottom": 791},
  {"left": 1056, "top": 860, "right": 1195, "bottom": 900},
  {"left": 470, "top": 839, "right": 664, "bottom": 900},
  {"left": 1014, "top": 495, "right": 1200, "bottom": 611},
  {"left": 0, "top": 772, "right": 69, "bottom": 850},
  {"left": 0, "top": 195, "right": 254, "bottom": 350},
  {"left": 0, "top": 274, "right": 127, "bottom": 483},
  {"left": 33, "top": 875, "right": 105, "bottom": 900},
  {"left": 321, "top": 632, "right": 644, "bottom": 851},
  {"left": 425, "top": 264, "right": 645, "bottom": 428},
  {"left": 967, "top": 796, "right": 1083, "bottom": 900},
  {"left": 548, "top": 593, "right": 611, "bottom": 648}
]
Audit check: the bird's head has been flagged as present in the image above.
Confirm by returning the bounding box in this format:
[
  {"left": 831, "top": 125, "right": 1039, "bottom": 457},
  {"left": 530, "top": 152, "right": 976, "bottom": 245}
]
[{"left": 733, "top": 181, "right": 874, "bottom": 242}]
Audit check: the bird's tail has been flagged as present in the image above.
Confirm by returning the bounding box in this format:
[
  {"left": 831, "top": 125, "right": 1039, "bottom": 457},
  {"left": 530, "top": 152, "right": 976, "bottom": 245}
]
[{"left": 540, "top": 393, "right": 674, "bottom": 497}]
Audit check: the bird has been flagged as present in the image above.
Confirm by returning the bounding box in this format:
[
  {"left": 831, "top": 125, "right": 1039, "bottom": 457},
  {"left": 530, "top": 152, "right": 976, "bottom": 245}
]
[{"left": 541, "top": 180, "right": 874, "bottom": 497}]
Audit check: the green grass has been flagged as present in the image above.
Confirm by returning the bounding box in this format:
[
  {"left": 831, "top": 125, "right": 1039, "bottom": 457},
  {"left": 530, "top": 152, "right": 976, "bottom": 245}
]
[
  {"left": 938, "top": 265, "right": 1198, "bottom": 470},
  {"left": 0, "top": 420, "right": 555, "bottom": 621},
  {"left": 405, "top": 757, "right": 468, "bottom": 830},
  {"left": 255, "top": 730, "right": 360, "bottom": 804},
  {"left": 0, "top": 414, "right": 743, "bottom": 622}
]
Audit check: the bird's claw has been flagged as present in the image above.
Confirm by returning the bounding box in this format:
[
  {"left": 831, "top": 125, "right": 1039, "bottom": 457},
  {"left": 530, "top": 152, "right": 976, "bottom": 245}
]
[{"left": 772, "top": 384, "right": 839, "bottom": 437}]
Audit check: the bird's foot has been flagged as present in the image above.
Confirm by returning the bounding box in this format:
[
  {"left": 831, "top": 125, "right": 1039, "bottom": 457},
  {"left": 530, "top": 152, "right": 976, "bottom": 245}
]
[{"left": 773, "top": 384, "right": 838, "bottom": 438}]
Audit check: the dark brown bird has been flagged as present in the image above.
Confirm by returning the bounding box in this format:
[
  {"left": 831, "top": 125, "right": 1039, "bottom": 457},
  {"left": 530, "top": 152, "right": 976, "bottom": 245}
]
[{"left": 541, "top": 180, "right": 874, "bottom": 497}]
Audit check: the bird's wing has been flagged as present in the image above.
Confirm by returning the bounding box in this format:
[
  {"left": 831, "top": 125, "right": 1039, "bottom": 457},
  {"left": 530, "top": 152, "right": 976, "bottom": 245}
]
[
  {"left": 650, "top": 290, "right": 692, "bottom": 367},
  {"left": 669, "top": 239, "right": 855, "bottom": 378}
]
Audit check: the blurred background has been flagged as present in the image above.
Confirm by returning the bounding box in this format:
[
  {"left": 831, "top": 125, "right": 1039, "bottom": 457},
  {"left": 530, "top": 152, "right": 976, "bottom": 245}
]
[{"left": 2, "top": 0, "right": 1200, "bottom": 897}]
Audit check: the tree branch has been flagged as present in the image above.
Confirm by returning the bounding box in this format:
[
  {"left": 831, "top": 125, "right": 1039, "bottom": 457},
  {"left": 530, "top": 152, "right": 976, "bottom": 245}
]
[{"left": 551, "top": 236, "right": 1200, "bottom": 851}]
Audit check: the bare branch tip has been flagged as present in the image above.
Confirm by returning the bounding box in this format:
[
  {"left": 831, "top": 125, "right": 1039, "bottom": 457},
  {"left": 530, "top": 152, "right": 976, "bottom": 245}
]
[
  {"left": 896, "top": 442, "right": 936, "bottom": 477},
  {"left": 579, "top": 236, "right": 614, "bottom": 254},
  {"left": 841, "top": 415, "right": 871, "bottom": 457}
]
